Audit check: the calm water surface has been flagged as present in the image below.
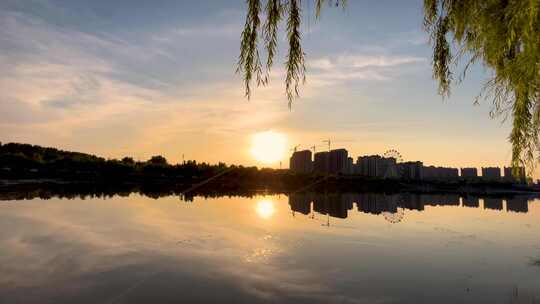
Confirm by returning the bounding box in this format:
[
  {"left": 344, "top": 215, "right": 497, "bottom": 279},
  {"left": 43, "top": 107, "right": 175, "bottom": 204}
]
[{"left": 1, "top": 192, "right": 539, "bottom": 303}]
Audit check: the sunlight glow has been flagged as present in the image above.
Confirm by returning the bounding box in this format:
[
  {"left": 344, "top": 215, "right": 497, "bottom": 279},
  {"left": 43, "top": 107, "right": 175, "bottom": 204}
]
[
  {"left": 250, "top": 131, "right": 287, "bottom": 164},
  {"left": 255, "top": 199, "right": 275, "bottom": 219}
]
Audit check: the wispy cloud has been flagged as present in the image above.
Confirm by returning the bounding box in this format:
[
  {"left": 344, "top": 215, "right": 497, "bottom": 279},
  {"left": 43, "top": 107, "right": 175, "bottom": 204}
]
[
  {"left": 152, "top": 23, "right": 241, "bottom": 42},
  {"left": 311, "top": 55, "right": 424, "bottom": 70},
  {"left": 306, "top": 53, "right": 425, "bottom": 86},
  {"left": 0, "top": 7, "right": 289, "bottom": 164}
]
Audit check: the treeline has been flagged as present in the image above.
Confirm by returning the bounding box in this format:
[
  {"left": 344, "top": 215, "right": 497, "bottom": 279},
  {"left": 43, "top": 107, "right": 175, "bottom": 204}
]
[
  {"left": 0, "top": 142, "right": 292, "bottom": 184},
  {"left": 1, "top": 142, "right": 535, "bottom": 195}
]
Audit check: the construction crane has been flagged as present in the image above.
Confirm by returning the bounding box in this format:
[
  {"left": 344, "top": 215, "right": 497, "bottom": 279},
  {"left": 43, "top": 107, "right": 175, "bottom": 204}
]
[
  {"left": 321, "top": 139, "right": 358, "bottom": 152},
  {"left": 322, "top": 139, "right": 331, "bottom": 152},
  {"left": 290, "top": 145, "right": 301, "bottom": 153},
  {"left": 310, "top": 144, "right": 326, "bottom": 154}
]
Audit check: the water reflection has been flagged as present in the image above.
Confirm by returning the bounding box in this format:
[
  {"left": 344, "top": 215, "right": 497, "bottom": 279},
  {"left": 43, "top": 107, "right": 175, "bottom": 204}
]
[
  {"left": 255, "top": 199, "right": 275, "bottom": 219},
  {"left": 0, "top": 187, "right": 539, "bottom": 303},
  {"left": 288, "top": 192, "right": 536, "bottom": 224},
  {"left": 0, "top": 184, "right": 537, "bottom": 223}
]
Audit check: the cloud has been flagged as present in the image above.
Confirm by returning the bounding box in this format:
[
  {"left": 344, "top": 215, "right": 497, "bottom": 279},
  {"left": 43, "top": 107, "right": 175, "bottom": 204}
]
[
  {"left": 309, "top": 54, "right": 425, "bottom": 72},
  {"left": 305, "top": 53, "right": 425, "bottom": 87},
  {"left": 337, "top": 55, "right": 425, "bottom": 69},
  {"left": 0, "top": 7, "right": 292, "bottom": 164},
  {"left": 309, "top": 58, "right": 334, "bottom": 70},
  {"left": 153, "top": 23, "right": 241, "bottom": 42}
]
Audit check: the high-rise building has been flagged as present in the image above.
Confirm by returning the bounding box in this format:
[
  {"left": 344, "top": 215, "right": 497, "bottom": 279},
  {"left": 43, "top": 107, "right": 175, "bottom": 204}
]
[
  {"left": 347, "top": 157, "right": 354, "bottom": 175},
  {"left": 313, "top": 149, "right": 349, "bottom": 174},
  {"left": 356, "top": 155, "right": 370, "bottom": 176},
  {"left": 313, "top": 151, "right": 329, "bottom": 173},
  {"left": 357, "top": 155, "right": 379, "bottom": 177},
  {"left": 356, "top": 155, "right": 398, "bottom": 178},
  {"left": 503, "top": 167, "right": 525, "bottom": 182},
  {"left": 399, "top": 161, "right": 424, "bottom": 180},
  {"left": 461, "top": 167, "right": 478, "bottom": 178},
  {"left": 481, "top": 167, "right": 501, "bottom": 180},
  {"left": 328, "top": 148, "right": 348, "bottom": 174},
  {"left": 289, "top": 150, "right": 313, "bottom": 173},
  {"left": 422, "top": 166, "right": 459, "bottom": 180}
]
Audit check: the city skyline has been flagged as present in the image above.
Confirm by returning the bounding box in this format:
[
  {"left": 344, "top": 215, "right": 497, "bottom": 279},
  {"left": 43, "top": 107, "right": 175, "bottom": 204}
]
[{"left": 289, "top": 146, "right": 526, "bottom": 181}]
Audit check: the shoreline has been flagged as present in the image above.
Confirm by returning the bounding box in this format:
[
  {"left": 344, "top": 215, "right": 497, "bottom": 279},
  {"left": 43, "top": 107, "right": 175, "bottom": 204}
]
[{"left": 1, "top": 175, "right": 539, "bottom": 198}]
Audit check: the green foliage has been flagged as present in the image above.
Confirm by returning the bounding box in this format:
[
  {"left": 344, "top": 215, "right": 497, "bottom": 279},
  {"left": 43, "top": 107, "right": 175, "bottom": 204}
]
[
  {"left": 424, "top": 0, "right": 540, "bottom": 175},
  {"left": 238, "top": 0, "right": 346, "bottom": 107},
  {"left": 238, "top": 0, "right": 263, "bottom": 100},
  {"left": 285, "top": 0, "right": 306, "bottom": 106}
]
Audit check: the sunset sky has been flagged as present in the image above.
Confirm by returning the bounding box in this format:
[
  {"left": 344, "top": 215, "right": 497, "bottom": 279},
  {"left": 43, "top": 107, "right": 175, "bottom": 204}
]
[{"left": 0, "top": 1, "right": 514, "bottom": 171}]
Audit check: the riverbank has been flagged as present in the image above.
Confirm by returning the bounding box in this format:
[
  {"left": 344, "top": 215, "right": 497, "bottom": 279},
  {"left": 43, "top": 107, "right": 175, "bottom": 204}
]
[{"left": 1, "top": 173, "right": 539, "bottom": 202}]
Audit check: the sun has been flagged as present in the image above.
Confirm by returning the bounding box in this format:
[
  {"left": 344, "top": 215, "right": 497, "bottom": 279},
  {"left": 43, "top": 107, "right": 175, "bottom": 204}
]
[{"left": 250, "top": 131, "right": 287, "bottom": 164}]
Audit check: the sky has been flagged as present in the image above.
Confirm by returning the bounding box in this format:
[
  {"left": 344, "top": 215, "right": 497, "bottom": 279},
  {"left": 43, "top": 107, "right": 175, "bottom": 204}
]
[{"left": 0, "top": 0, "right": 515, "bottom": 171}]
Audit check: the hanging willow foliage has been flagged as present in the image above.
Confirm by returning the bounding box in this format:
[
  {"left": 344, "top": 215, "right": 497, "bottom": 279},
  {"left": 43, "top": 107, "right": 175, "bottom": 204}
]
[
  {"left": 424, "top": 0, "right": 540, "bottom": 175},
  {"left": 237, "top": 0, "right": 346, "bottom": 107},
  {"left": 238, "top": 0, "right": 540, "bottom": 174}
]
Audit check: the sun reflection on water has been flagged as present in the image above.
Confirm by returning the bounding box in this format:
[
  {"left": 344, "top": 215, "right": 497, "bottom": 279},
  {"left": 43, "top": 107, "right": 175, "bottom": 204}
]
[{"left": 255, "top": 199, "right": 275, "bottom": 219}]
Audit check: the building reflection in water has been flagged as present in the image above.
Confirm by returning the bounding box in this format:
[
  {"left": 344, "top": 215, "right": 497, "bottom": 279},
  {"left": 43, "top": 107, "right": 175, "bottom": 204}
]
[
  {"left": 462, "top": 195, "right": 480, "bottom": 208},
  {"left": 506, "top": 196, "right": 528, "bottom": 213},
  {"left": 484, "top": 197, "right": 503, "bottom": 211},
  {"left": 288, "top": 192, "right": 534, "bottom": 223},
  {"left": 256, "top": 199, "right": 276, "bottom": 219}
]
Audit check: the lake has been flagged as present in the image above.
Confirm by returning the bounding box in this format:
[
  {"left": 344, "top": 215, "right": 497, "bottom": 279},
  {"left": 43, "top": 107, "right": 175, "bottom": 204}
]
[{"left": 1, "top": 191, "right": 539, "bottom": 303}]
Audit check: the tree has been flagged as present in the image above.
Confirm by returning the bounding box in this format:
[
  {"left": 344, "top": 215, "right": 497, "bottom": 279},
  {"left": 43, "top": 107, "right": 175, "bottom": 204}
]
[
  {"left": 238, "top": 0, "right": 347, "bottom": 107},
  {"left": 148, "top": 155, "right": 168, "bottom": 165},
  {"left": 424, "top": 0, "right": 539, "bottom": 174},
  {"left": 121, "top": 157, "right": 135, "bottom": 164},
  {"left": 238, "top": 0, "right": 540, "bottom": 174}
]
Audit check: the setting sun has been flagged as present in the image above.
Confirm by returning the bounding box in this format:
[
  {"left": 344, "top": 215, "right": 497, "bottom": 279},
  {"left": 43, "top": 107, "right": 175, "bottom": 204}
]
[{"left": 250, "top": 131, "right": 287, "bottom": 164}]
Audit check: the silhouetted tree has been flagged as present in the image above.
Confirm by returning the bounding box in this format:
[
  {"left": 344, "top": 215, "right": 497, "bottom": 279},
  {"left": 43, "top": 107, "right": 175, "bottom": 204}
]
[
  {"left": 238, "top": 0, "right": 539, "bottom": 174},
  {"left": 0, "top": 142, "right": 291, "bottom": 185},
  {"left": 121, "top": 157, "right": 135, "bottom": 164},
  {"left": 148, "top": 155, "right": 168, "bottom": 165}
]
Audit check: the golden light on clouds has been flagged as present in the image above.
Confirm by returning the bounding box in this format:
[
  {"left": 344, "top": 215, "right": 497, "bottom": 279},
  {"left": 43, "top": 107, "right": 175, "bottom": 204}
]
[
  {"left": 255, "top": 199, "right": 276, "bottom": 219},
  {"left": 250, "top": 131, "right": 287, "bottom": 164}
]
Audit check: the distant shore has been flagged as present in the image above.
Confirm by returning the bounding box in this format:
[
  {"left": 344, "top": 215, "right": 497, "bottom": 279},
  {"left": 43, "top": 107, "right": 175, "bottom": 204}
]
[
  {"left": 1, "top": 142, "right": 539, "bottom": 196},
  {"left": 1, "top": 174, "right": 538, "bottom": 198}
]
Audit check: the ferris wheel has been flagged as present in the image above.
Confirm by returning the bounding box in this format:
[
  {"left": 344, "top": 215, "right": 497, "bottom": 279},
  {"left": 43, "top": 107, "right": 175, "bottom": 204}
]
[
  {"left": 381, "top": 194, "right": 406, "bottom": 224},
  {"left": 382, "top": 149, "right": 404, "bottom": 178},
  {"left": 383, "top": 149, "right": 403, "bottom": 162},
  {"left": 382, "top": 209, "right": 405, "bottom": 224}
]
